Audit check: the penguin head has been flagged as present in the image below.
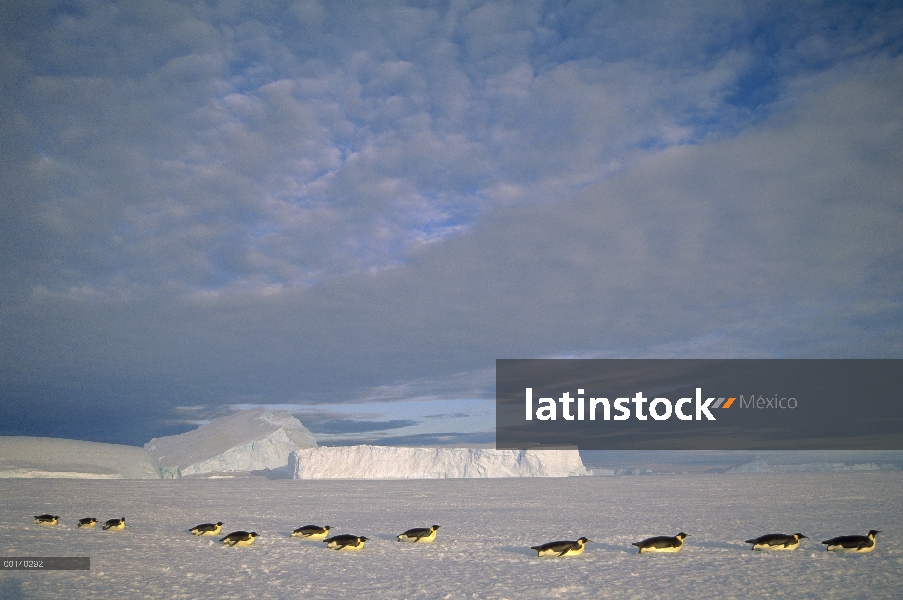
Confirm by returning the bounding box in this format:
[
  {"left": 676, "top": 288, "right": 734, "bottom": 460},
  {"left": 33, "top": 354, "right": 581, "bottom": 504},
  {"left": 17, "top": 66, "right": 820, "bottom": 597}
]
[
  {"left": 216, "top": 522, "right": 224, "bottom": 526},
  {"left": 793, "top": 533, "right": 807, "bottom": 540},
  {"left": 868, "top": 530, "right": 881, "bottom": 537},
  {"left": 431, "top": 525, "right": 441, "bottom": 531},
  {"left": 577, "top": 537, "right": 591, "bottom": 544},
  {"left": 676, "top": 533, "right": 689, "bottom": 540},
  {"left": 359, "top": 536, "right": 369, "bottom": 542},
  {"left": 250, "top": 532, "right": 259, "bottom": 538},
  {"left": 323, "top": 526, "right": 332, "bottom": 531}
]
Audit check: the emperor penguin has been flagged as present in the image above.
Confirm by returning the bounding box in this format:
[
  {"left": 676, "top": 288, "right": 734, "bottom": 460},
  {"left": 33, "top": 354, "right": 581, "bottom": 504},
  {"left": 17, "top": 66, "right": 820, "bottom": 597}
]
[
  {"left": 397, "top": 525, "right": 440, "bottom": 543},
  {"left": 189, "top": 522, "right": 223, "bottom": 536},
  {"left": 102, "top": 517, "right": 126, "bottom": 531},
  {"left": 78, "top": 518, "right": 97, "bottom": 529},
  {"left": 220, "top": 531, "right": 259, "bottom": 546},
  {"left": 291, "top": 525, "right": 332, "bottom": 540},
  {"left": 632, "top": 532, "right": 689, "bottom": 553},
  {"left": 821, "top": 530, "right": 881, "bottom": 553},
  {"left": 324, "top": 534, "right": 369, "bottom": 551},
  {"left": 745, "top": 533, "right": 807, "bottom": 550},
  {"left": 34, "top": 514, "right": 59, "bottom": 526},
  {"left": 531, "top": 537, "right": 591, "bottom": 557}
]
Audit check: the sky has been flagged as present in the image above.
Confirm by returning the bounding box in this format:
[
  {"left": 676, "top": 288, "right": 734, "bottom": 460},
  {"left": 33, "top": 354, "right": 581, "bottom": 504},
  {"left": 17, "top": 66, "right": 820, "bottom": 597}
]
[{"left": 1, "top": 0, "right": 902, "bottom": 447}]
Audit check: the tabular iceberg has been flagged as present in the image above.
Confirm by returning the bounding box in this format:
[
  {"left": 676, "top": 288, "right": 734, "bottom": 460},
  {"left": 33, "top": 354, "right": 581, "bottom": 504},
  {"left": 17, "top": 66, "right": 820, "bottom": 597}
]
[
  {"left": 289, "top": 445, "right": 588, "bottom": 479},
  {"left": 144, "top": 408, "right": 317, "bottom": 478}
]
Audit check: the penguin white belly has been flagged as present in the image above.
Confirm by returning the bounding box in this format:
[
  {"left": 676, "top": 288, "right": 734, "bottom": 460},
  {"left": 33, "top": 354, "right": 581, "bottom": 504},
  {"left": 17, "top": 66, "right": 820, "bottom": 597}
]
[
  {"left": 330, "top": 543, "right": 365, "bottom": 551},
  {"left": 398, "top": 531, "right": 437, "bottom": 543},
  {"left": 231, "top": 538, "right": 255, "bottom": 547},
  {"left": 639, "top": 545, "right": 681, "bottom": 553},
  {"left": 827, "top": 544, "right": 873, "bottom": 553},
  {"left": 753, "top": 541, "right": 798, "bottom": 551},
  {"left": 536, "top": 545, "right": 584, "bottom": 557}
]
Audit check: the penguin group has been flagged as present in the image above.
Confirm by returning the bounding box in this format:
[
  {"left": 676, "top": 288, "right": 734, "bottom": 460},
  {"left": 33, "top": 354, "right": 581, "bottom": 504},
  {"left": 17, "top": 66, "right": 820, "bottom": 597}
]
[
  {"left": 29, "top": 512, "right": 883, "bottom": 557},
  {"left": 531, "top": 530, "right": 884, "bottom": 557},
  {"left": 33, "top": 514, "right": 125, "bottom": 530}
]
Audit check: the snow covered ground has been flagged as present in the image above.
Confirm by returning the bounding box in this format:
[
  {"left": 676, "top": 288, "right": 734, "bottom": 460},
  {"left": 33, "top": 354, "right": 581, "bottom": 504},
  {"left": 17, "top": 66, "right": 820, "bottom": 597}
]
[{"left": 2, "top": 472, "right": 901, "bottom": 599}]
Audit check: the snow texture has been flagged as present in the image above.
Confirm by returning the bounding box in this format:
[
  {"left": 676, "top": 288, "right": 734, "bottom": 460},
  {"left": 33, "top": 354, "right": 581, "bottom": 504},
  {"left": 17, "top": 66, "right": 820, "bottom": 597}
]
[
  {"left": 144, "top": 409, "right": 317, "bottom": 478},
  {"left": 1, "top": 473, "right": 901, "bottom": 599},
  {"left": 0, "top": 437, "right": 160, "bottom": 480},
  {"left": 289, "top": 445, "right": 588, "bottom": 479}
]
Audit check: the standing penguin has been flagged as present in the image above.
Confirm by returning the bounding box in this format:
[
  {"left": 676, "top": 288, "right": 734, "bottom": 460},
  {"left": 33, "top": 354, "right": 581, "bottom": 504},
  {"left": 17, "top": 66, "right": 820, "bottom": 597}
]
[
  {"left": 632, "top": 533, "right": 689, "bottom": 553},
  {"left": 397, "top": 525, "right": 440, "bottom": 543},
  {"left": 821, "top": 530, "right": 881, "bottom": 553},
  {"left": 745, "top": 533, "right": 807, "bottom": 551},
  {"left": 102, "top": 518, "right": 126, "bottom": 531},
  {"left": 531, "top": 537, "right": 591, "bottom": 557}
]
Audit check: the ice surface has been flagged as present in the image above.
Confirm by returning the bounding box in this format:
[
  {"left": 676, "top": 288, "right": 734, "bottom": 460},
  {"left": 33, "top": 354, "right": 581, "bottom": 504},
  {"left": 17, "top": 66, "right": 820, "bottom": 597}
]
[
  {"left": 1, "top": 473, "right": 901, "bottom": 599},
  {"left": 0, "top": 437, "right": 161, "bottom": 480},
  {"left": 289, "top": 445, "right": 588, "bottom": 479},
  {"left": 144, "top": 409, "right": 317, "bottom": 478}
]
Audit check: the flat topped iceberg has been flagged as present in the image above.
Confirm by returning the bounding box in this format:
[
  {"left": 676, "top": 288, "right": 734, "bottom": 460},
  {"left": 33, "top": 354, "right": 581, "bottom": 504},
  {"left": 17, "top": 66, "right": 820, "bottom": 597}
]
[
  {"left": 0, "top": 436, "right": 161, "bottom": 479},
  {"left": 289, "top": 445, "right": 588, "bottom": 479},
  {"left": 144, "top": 408, "right": 317, "bottom": 478}
]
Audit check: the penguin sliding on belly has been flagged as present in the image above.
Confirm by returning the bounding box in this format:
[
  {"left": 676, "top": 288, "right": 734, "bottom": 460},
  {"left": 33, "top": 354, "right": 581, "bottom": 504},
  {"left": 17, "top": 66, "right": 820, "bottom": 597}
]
[
  {"left": 78, "top": 518, "right": 97, "bottom": 529},
  {"left": 34, "top": 514, "right": 59, "bottom": 526},
  {"left": 531, "top": 537, "right": 591, "bottom": 557},
  {"left": 397, "top": 525, "right": 440, "bottom": 543},
  {"left": 189, "top": 522, "right": 223, "bottom": 536},
  {"left": 102, "top": 518, "right": 126, "bottom": 531},
  {"left": 822, "top": 530, "right": 881, "bottom": 553},
  {"left": 324, "top": 534, "right": 369, "bottom": 551},
  {"left": 291, "top": 525, "right": 331, "bottom": 540},
  {"left": 745, "top": 533, "right": 807, "bottom": 551},
  {"left": 632, "top": 533, "right": 689, "bottom": 553},
  {"left": 220, "top": 531, "right": 258, "bottom": 546}
]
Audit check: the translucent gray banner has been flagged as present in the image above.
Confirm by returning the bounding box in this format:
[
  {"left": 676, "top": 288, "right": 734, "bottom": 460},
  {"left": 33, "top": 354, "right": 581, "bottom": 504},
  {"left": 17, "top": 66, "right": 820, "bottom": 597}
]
[
  {"left": 496, "top": 359, "right": 903, "bottom": 450},
  {"left": 1, "top": 557, "right": 90, "bottom": 570}
]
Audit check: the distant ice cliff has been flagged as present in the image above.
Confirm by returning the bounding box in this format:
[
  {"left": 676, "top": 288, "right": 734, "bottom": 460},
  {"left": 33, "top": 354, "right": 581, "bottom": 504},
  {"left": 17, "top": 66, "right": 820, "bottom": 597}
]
[{"left": 289, "top": 445, "right": 588, "bottom": 479}]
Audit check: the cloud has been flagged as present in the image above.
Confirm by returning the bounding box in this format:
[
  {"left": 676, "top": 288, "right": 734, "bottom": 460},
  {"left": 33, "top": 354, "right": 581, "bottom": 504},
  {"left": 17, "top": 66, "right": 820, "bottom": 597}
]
[
  {"left": 6, "top": 1, "right": 899, "bottom": 300},
  {"left": 1, "top": 2, "right": 901, "bottom": 444},
  {"left": 304, "top": 418, "right": 421, "bottom": 434}
]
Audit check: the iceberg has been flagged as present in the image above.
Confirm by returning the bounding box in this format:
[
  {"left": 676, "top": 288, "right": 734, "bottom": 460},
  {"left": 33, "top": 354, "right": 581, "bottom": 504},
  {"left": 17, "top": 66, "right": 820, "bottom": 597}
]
[
  {"left": 289, "top": 445, "right": 588, "bottom": 479},
  {"left": 144, "top": 408, "right": 317, "bottom": 478},
  {"left": 722, "top": 458, "right": 889, "bottom": 474},
  {"left": 0, "top": 436, "right": 161, "bottom": 479}
]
